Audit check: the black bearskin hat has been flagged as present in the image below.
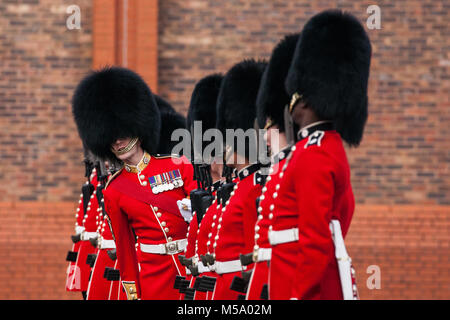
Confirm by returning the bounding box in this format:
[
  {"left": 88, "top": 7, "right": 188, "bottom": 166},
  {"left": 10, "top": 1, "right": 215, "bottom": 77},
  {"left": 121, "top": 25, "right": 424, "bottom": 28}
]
[
  {"left": 216, "top": 59, "right": 267, "bottom": 158},
  {"left": 256, "top": 33, "right": 300, "bottom": 132},
  {"left": 154, "top": 95, "right": 186, "bottom": 155},
  {"left": 285, "top": 10, "right": 372, "bottom": 146},
  {"left": 187, "top": 73, "right": 223, "bottom": 133},
  {"left": 187, "top": 73, "right": 223, "bottom": 160},
  {"left": 72, "top": 67, "right": 161, "bottom": 160}
]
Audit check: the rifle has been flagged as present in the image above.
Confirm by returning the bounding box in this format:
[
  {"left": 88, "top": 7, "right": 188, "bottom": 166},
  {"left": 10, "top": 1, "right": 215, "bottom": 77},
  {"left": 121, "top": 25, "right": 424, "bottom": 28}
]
[{"left": 189, "top": 125, "right": 214, "bottom": 226}]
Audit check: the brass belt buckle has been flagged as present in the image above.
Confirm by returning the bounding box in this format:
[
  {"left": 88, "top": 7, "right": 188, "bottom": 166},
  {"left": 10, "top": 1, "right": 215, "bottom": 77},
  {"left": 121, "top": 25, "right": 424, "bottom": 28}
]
[
  {"left": 166, "top": 241, "right": 179, "bottom": 255},
  {"left": 252, "top": 248, "right": 258, "bottom": 263}
]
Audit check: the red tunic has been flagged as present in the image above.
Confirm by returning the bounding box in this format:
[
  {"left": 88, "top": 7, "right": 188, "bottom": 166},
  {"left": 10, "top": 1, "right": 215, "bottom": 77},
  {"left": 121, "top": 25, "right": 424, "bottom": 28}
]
[
  {"left": 212, "top": 166, "right": 262, "bottom": 300},
  {"left": 103, "top": 155, "right": 197, "bottom": 300},
  {"left": 269, "top": 125, "right": 355, "bottom": 300},
  {"left": 178, "top": 213, "right": 198, "bottom": 300},
  {"left": 65, "top": 194, "right": 84, "bottom": 292},
  {"left": 189, "top": 184, "right": 221, "bottom": 300},
  {"left": 246, "top": 147, "right": 291, "bottom": 300},
  {"left": 71, "top": 171, "right": 99, "bottom": 292},
  {"left": 86, "top": 188, "right": 123, "bottom": 300}
]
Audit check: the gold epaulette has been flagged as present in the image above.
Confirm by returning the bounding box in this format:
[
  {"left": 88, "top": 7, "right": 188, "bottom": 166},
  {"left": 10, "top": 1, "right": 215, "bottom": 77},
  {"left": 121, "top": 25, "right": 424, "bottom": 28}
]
[
  {"left": 105, "top": 168, "right": 124, "bottom": 190},
  {"left": 153, "top": 153, "right": 181, "bottom": 159}
]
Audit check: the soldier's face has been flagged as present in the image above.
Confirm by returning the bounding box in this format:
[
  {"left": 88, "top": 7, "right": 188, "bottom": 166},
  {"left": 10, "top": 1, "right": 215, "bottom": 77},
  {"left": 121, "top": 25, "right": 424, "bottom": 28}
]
[
  {"left": 264, "top": 125, "right": 287, "bottom": 156},
  {"left": 111, "top": 137, "right": 141, "bottom": 162},
  {"left": 291, "top": 100, "right": 307, "bottom": 127}
]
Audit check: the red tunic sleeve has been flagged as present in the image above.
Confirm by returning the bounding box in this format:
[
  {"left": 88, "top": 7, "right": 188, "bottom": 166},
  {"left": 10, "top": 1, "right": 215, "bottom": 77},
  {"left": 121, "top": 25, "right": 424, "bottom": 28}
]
[
  {"left": 178, "top": 155, "right": 197, "bottom": 196},
  {"left": 290, "top": 149, "right": 335, "bottom": 300},
  {"left": 103, "top": 186, "right": 141, "bottom": 298},
  {"left": 242, "top": 179, "right": 262, "bottom": 254}
]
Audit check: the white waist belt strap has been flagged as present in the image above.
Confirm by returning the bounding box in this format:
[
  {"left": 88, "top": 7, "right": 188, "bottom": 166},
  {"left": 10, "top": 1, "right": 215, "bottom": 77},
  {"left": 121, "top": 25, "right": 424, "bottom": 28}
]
[
  {"left": 99, "top": 239, "right": 116, "bottom": 250},
  {"left": 185, "top": 261, "right": 209, "bottom": 275},
  {"left": 268, "top": 228, "right": 299, "bottom": 246},
  {"left": 81, "top": 232, "right": 98, "bottom": 241},
  {"left": 75, "top": 226, "right": 85, "bottom": 235},
  {"left": 140, "top": 239, "right": 187, "bottom": 255},
  {"left": 254, "top": 248, "right": 272, "bottom": 262},
  {"left": 215, "top": 259, "right": 243, "bottom": 274},
  {"left": 198, "top": 261, "right": 210, "bottom": 274},
  {"left": 330, "top": 219, "right": 355, "bottom": 300}
]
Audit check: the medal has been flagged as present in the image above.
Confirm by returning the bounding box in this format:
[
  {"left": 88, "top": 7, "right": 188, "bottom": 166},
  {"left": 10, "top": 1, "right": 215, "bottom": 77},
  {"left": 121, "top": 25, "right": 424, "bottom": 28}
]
[
  {"left": 149, "top": 176, "right": 158, "bottom": 194},
  {"left": 167, "top": 172, "right": 175, "bottom": 190},
  {"left": 161, "top": 173, "right": 169, "bottom": 191},
  {"left": 173, "top": 169, "right": 183, "bottom": 187}
]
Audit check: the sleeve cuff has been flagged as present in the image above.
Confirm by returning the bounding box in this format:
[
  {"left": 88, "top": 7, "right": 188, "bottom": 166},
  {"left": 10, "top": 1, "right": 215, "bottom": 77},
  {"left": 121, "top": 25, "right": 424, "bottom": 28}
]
[{"left": 122, "top": 281, "right": 139, "bottom": 300}]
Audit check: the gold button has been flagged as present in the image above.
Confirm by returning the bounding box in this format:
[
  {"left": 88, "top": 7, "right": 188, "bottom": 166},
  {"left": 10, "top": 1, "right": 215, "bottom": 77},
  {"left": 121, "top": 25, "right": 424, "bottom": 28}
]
[
  {"left": 168, "top": 237, "right": 173, "bottom": 241},
  {"left": 161, "top": 221, "right": 166, "bottom": 227},
  {"left": 164, "top": 227, "right": 169, "bottom": 233}
]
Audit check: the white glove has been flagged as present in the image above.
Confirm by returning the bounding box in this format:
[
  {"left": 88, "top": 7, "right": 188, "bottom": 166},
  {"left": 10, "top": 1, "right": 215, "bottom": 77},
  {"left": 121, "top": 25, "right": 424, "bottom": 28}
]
[{"left": 177, "top": 198, "right": 192, "bottom": 223}]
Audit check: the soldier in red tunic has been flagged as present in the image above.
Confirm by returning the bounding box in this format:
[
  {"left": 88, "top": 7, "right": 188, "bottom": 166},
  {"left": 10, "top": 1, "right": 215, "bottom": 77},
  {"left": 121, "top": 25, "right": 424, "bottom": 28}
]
[
  {"left": 72, "top": 67, "right": 197, "bottom": 300},
  {"left": 268, "top": 10, "right": 371, "bottom": 300},
  {"left": 85, "top": 160, "right": 123, "bottom": 300},
  {"left": 210, "top": 59, "right": 267, "bottom": 300},
  {"left": 179, "top": 74, "right": 224, "bottom": 300},
  {"left": 65, "top": 156, "right": 94, "bottom": 298},
  {"left": 244, "top": 33, "right": 300, "bottom": 300},
  {"left": 68, "top": 161, "right": 98, "bottom": 299}
]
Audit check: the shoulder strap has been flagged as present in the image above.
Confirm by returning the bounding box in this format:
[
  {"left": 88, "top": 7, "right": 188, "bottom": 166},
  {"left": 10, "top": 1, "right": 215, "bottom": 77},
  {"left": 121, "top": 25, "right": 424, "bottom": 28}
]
[
  {"left": 105, "top": 168, "right": 124, "bottom": 189},
  {"left": 109, "top": 173, "right": 180, "bottom": 215}
]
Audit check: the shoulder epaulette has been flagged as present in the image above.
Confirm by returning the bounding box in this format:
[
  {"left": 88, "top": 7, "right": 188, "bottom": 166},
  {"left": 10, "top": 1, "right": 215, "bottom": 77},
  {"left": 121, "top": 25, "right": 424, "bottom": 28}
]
[
  {"left": 153, "top": 153, "right": 181, "bottom": 159},
  {"left": 105, "top": 168, "right": 124, "bottom": 190}
]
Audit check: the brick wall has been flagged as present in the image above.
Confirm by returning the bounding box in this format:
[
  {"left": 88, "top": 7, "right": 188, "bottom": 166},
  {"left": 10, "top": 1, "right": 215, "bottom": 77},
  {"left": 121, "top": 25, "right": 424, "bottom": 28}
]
[
  {"left": 157, "top": 0, "right": 450, "bottom": 205},
  {"left": 0, "top": 0, "right": 448, "bottom": 299},
  {"left": 0, "top": 0, "right": 91, "bottom": 202}
]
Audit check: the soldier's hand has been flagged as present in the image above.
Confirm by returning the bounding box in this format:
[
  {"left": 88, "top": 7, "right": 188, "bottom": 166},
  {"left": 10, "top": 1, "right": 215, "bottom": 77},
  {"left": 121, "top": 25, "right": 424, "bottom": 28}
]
[{"left": 177, "top": 198, "right": 192, "bottom": 223}]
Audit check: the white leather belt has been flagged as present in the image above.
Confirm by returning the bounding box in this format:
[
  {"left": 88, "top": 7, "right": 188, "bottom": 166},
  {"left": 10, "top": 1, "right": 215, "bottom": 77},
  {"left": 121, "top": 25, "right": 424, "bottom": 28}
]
[
  {"left": 215, "top": 259, "right": 243, "bottom": 274},
  {"left": 75, "top": 226, "right": 85, "bottom": 235},
  {"left": 140, "top": 239, "right": 187, "bottom": 255},
  {"left": 253, "top": 248, "right": 272, "bottom": 262},
  {"left": 330, "top": 219, "right": 356, "bottom": 300},
  {"left": 198, "top": 261, "right": 210, "bottom": 274},
  {"left": 268, "top": 228, "right": 299, "bottom": 246},
  {"left": 81, "top": 231, "right": 98, "bottom": 241},
  {"left": 99, "top": 239, "right": 116, "bottom": 250}
]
